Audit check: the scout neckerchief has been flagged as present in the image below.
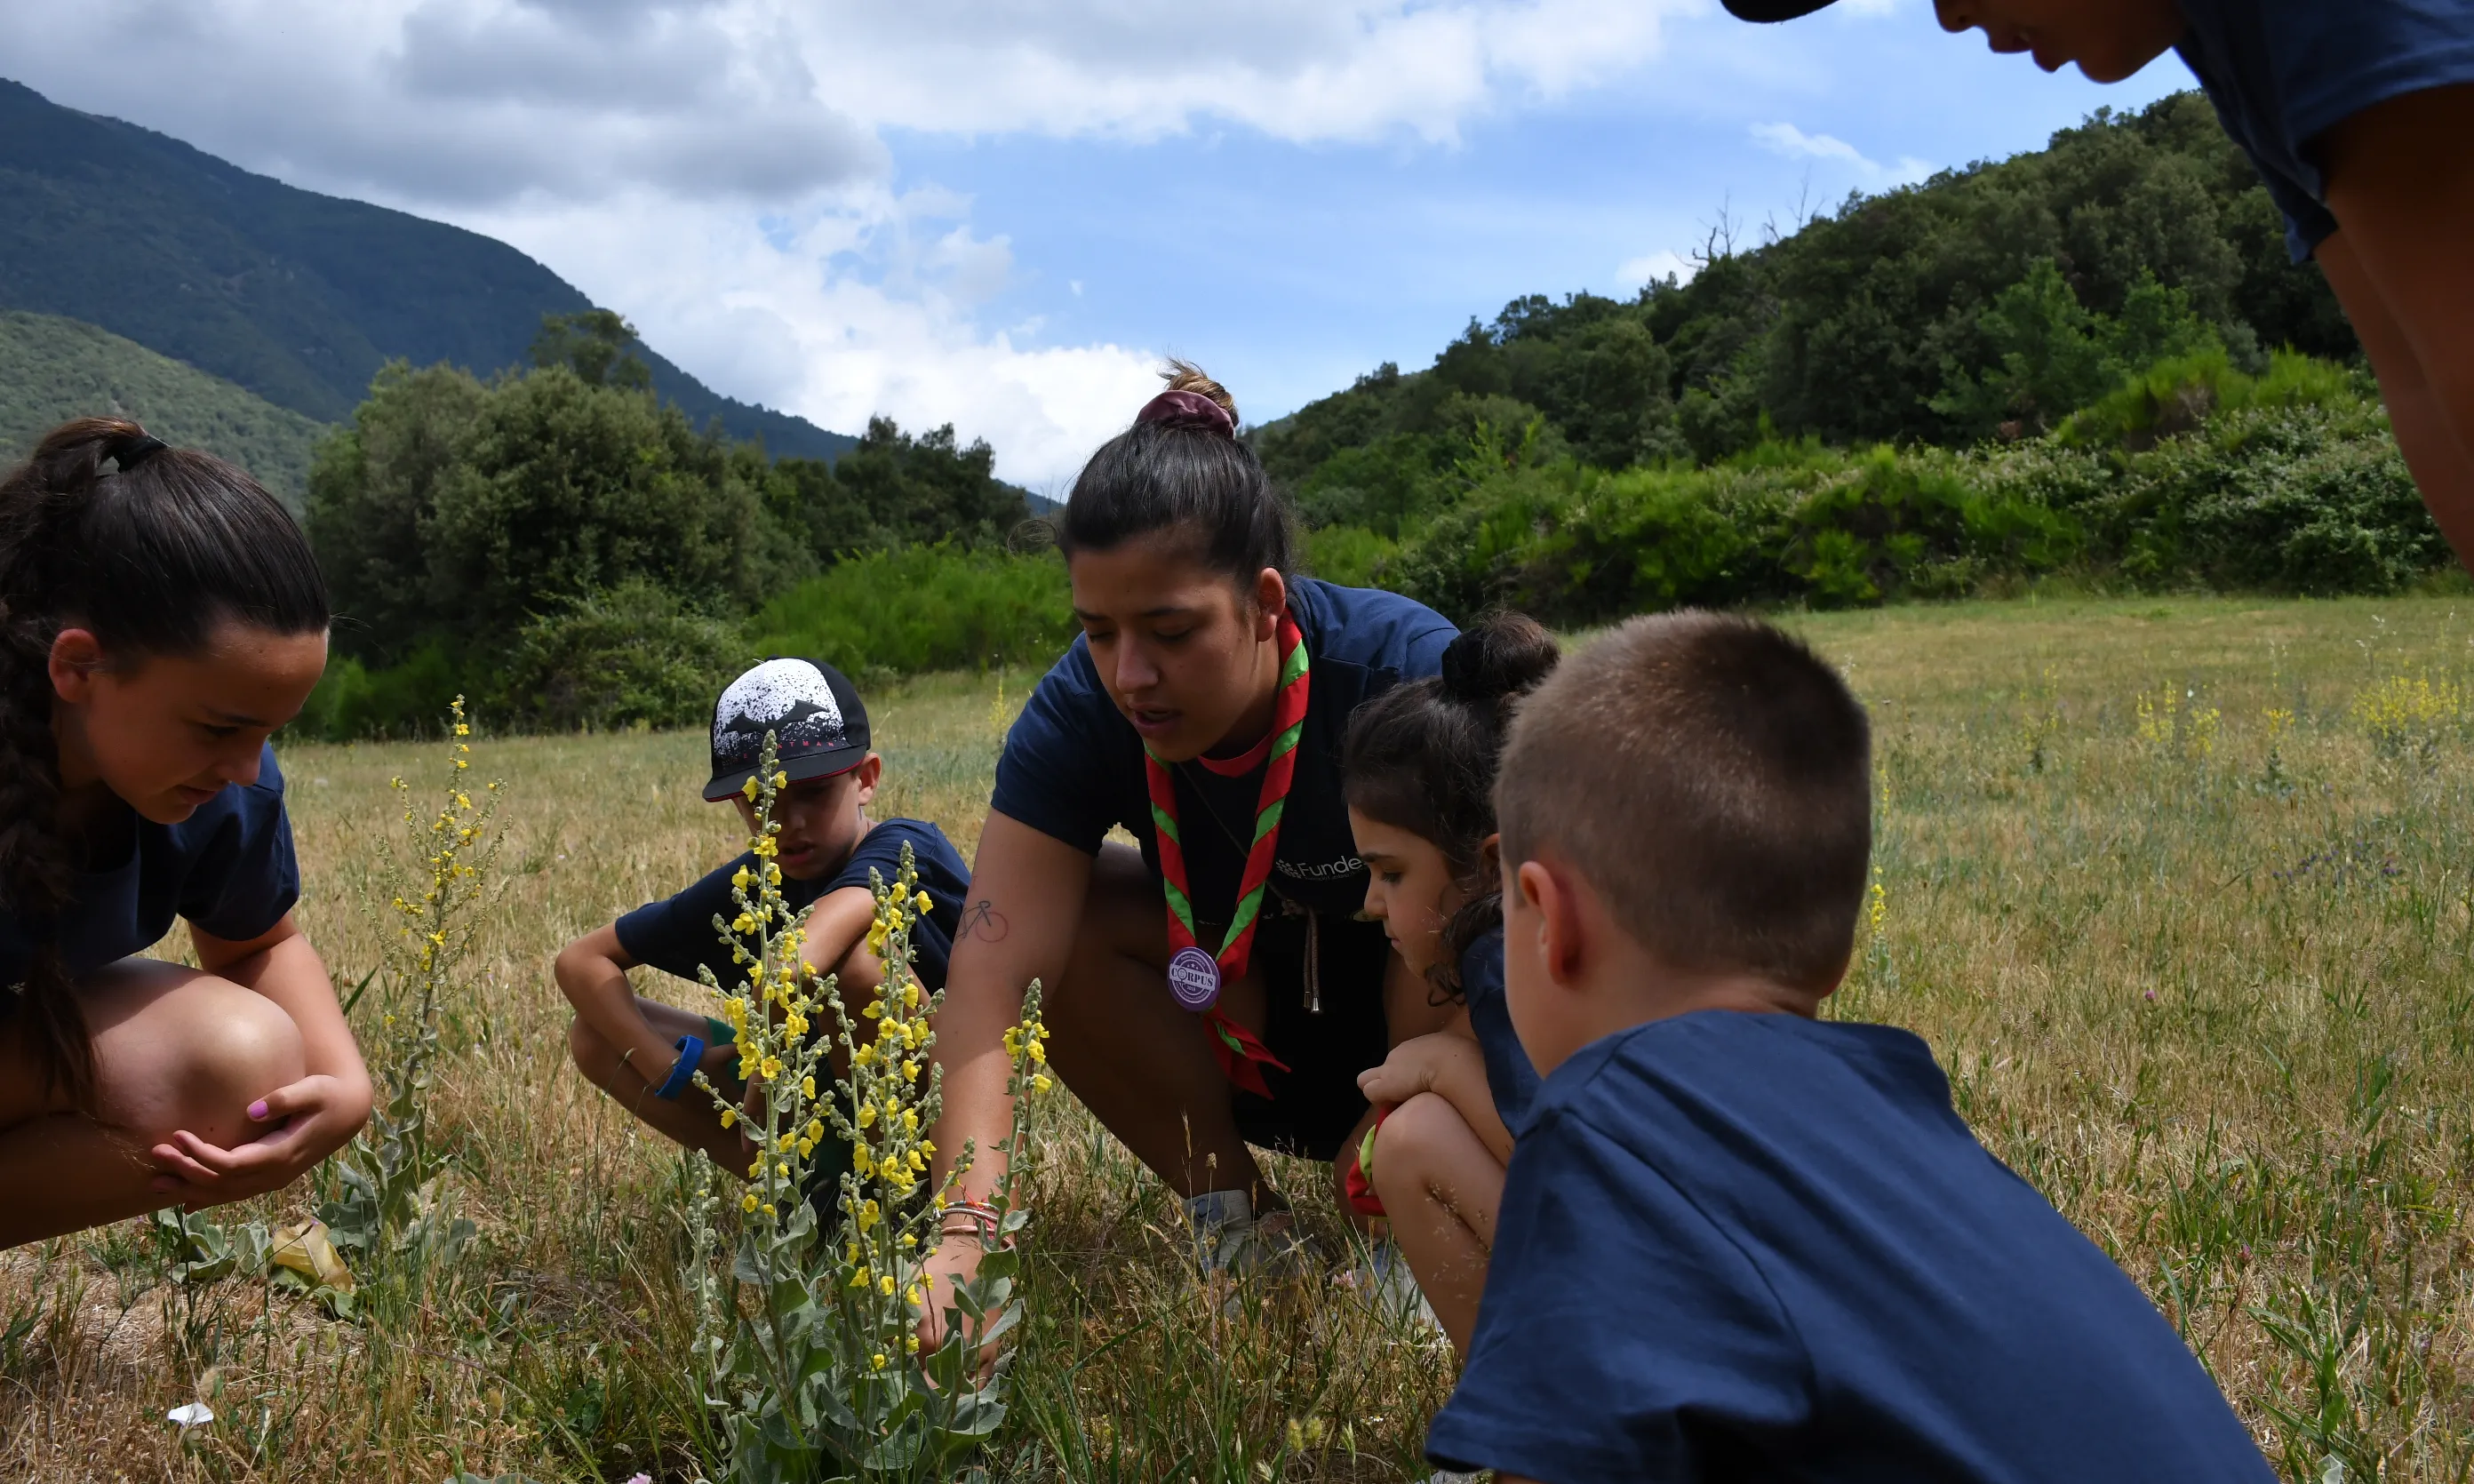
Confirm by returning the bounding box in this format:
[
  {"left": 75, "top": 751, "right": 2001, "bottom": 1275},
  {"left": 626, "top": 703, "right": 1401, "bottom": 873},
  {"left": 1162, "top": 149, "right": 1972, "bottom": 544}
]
[{"left": 1145, "top": 611, "right": 1309, "bottom": 1097}]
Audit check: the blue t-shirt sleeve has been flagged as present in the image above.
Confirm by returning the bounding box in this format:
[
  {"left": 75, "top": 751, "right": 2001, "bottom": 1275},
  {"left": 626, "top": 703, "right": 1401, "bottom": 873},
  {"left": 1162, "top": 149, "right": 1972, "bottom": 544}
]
[
  {"left": 989, "top": 644, "right": 1124, "bottom": 854},
  {"left": 1426, "top": 1108, "right": 1813, "bottom": 1480},
  {"left": 613, "top": 858, "right": 746, "bottom": 987},
  {"left": 2179, "top": 0, "right": 2474, "bottom": 259},
  {"left": 827, "top": 819, "right": 970, "bottom": 988},
  {"left": 176, "top": 744, "right": 302, "bottom": 944},
  {"left": 2263, "top": 0, "right": 2474, "bottom": 149}
]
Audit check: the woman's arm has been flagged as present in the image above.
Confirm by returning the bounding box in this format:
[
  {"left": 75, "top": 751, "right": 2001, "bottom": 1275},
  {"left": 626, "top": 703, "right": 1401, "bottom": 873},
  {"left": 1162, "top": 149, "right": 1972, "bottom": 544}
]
[
  {"left": 928, "top": 812, "right": 1094, "bottom": 1201},
  {"left": 2316, "top": 84, "right": 2474, "bottom": 567},
  {"left": 150, "top": 914, "right": 374, "bottom": 1195},
  {"left": 1359, "top": 1027, "right": 1514, "bottom": 1165}
]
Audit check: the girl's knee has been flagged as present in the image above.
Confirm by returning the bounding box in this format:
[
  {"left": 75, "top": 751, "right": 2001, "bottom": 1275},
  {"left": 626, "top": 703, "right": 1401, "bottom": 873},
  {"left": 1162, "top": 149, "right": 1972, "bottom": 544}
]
[
  {"left": 96, "top": 973, "right": 306, "bottom": 1142},
  {"left": 1370, "top": 1091, "right": 1462, "bottom": 1202}
]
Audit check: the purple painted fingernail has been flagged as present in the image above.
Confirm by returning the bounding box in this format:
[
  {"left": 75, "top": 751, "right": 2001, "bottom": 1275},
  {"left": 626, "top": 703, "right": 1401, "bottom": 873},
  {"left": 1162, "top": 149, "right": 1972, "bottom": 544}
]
[{"left": 248, "top": 1100, "right": 269, "bottom": 1120}]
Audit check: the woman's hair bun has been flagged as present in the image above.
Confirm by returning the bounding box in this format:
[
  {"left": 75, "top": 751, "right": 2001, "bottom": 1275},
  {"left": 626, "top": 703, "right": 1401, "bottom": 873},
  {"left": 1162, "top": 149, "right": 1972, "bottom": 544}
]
[
  {"left": 1439, "top": 610, "right": 1560, "bottom": 708},
  {"left": 1161, "top": 358, "right": 1238, "bottom": 424}
]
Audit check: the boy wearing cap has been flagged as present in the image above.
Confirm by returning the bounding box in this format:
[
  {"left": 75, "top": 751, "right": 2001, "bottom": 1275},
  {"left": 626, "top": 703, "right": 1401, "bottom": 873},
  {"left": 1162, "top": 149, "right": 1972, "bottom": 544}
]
[
  {"left": 1425, "top": 613, "right": 2273, "bottom": 1483},
  {"left": 1723, "top": 0, "right": 2474, "bottom": 570},
  {"left": 556, "top": 657, "right": 970, "bottom": 1174}
]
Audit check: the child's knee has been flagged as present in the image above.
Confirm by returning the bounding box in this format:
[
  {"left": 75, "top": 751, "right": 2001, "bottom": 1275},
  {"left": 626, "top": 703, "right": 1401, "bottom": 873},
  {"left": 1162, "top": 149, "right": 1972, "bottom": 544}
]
[
  {"left": 109, "top": 975, "right": 307, "bottom": 1144},
  {"left": 1370, "top": 1091, "right": 1461, "bottom": 1203}
]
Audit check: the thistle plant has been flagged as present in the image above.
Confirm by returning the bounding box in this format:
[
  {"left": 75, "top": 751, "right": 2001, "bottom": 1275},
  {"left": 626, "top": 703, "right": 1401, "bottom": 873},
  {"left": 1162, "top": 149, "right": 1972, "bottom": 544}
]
[{"left": 685, "top": 734, "right": 1049, "bottom": 1483}]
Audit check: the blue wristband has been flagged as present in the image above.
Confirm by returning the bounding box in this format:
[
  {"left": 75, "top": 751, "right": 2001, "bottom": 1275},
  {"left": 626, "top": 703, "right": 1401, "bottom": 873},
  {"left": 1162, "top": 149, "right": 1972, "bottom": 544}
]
[{"left": 653, "top": 1034, "right": 706, "bottom": 1100}]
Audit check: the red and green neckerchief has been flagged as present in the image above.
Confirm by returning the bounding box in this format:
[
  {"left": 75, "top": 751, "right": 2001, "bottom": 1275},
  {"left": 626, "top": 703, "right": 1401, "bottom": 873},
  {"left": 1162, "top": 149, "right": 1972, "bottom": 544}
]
[{"left": 1144, "top": 611, "right": 1310, "bottom": 1098}]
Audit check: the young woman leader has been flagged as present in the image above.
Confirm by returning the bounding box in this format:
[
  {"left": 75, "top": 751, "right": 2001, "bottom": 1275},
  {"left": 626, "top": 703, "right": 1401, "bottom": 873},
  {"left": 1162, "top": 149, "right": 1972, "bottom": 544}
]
[{"left": 919, "top": 364, "right": 1460, "bottom": 1317}]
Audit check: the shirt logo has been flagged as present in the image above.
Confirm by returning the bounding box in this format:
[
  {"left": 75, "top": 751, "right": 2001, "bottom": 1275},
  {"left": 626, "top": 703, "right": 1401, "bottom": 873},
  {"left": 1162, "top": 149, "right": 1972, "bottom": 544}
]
[{"left": 1277, "top": 856, "right": 1364, "bottom": 882}]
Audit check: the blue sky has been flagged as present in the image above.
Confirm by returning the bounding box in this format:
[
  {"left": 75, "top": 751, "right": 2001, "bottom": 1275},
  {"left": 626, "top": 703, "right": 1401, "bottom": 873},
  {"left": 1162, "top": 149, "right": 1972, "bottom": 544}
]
[{"left": 0, "top": 0, "right": 2194, "bottom": 487}]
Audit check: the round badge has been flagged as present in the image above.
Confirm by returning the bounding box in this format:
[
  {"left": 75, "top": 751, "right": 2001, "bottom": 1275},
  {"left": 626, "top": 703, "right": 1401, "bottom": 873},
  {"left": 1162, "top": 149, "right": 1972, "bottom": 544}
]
[{"left": 1166, "top": 945, "right": 1222, "bottom": 1011}]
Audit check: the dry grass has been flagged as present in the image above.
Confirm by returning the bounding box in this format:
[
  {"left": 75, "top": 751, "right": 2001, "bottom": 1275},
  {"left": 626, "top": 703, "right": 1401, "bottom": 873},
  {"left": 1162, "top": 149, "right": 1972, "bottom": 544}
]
[{"left": 5, "top": 594, "right": 2473, "bottom": 1481}]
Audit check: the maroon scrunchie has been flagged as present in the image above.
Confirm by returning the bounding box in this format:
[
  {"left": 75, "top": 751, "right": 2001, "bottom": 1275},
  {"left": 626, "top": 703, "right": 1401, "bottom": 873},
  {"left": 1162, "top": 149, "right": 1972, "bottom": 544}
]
[{"left": 1136, "top": 388, "right": 1235, "bottom": 438}]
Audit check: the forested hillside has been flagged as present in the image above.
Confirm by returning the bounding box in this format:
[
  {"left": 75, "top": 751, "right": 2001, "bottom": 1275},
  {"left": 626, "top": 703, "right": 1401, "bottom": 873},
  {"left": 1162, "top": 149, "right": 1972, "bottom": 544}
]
[
  {"left": 1257, "top": 94, "right": 2450, "bottom": 620},
  {"left": 0, "top": 309, "right": 326, "bottom": 507},
  {"left": 0, "top": 77, "right": 853, "bottom": 460}
]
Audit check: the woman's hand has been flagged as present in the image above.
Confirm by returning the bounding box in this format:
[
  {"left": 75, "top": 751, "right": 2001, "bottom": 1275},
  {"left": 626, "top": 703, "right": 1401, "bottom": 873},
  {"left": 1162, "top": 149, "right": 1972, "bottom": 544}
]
[
  {"left": 914, "top": 1230, "right": 1014, "bottom": 1378},
  {"left": 146, "top": 1070, "right": 375, "bottom": 1209}
]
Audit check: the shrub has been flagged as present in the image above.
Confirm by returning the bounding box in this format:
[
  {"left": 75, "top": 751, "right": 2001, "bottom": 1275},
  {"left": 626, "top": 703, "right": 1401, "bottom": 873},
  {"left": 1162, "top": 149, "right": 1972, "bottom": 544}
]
[
  {"left": 752, "top": 545, "right": 1074, "bottom": 682},
  {"left": 491, "top": 579, "right": 752, "bottom": 733}
]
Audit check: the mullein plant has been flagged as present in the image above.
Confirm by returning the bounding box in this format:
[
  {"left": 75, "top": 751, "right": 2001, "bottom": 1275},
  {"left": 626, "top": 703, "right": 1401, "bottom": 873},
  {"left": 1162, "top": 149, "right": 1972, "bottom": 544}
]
[
  {"left": 684, "top": 734, "right": 1049, "bottom": 1483},
  {"left": 159, "top": 698, "right": 499, "bottom": 1310}
]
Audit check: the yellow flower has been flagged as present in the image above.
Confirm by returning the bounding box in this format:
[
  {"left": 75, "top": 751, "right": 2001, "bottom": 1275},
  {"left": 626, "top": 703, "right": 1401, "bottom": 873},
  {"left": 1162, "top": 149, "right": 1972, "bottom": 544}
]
[
  {"left": 805, "top": 1119, "right": 826, "bottom": 1141},
  {"left": 801, "top": 1076, "right": 816, "bottom": 1099},
  {"left": 731, "top": 866, "right": 753, "bottom": 890},
  {"left": 1032, "top": 1073, "right": 1053, "bottom": 1095},
  {"left": 854, "top": 1148, "right": 875, "bottom": 1177},
  {"left": 871, "top": 1353, "right": 888, "bottom": 1371},
  {"left": 720, "top": 1107, "right": 738, "bottom": 1129},
  {"left": 796, "top": 1138, "right": 814, "bottom": 1159},
  {"left": 453, "top": 722, "right": 470, "bottom": 738},
  {"left": 879, "top": 1274, "right": 897, "bottom": 1297},
  {"left": 741, "top": 1193, "right": 758, "bottom": 1213},
  {"left": 906, "top": 1336, "right": 921, "bottom": 1354},
  {"left": 760, "top": 1055, "right": 785, "bottom": 1081},
  {"left": 858, "top": 1199, "right": 881, "bottom": 1230},
  {"left": 732, "top": 914, "right": 756, "bottom": 934},
  {"left": 777, "top": 1162, "right": 791, "bottom": 1179},
  {"left": 761, "top": 1203, "right": 777, "bottom": 1217},
  {"left": 913, "top": 890, "right": 931, "bottom": 913},
  {"left": 742, "top": 777, "right": 760, "bottom": 801},
  {"left": 856, "top": 1104, "right": 878, "bottom": 1129},
  {"left": 901, "top": 1109, "right": 919, "bottom": 1132}
]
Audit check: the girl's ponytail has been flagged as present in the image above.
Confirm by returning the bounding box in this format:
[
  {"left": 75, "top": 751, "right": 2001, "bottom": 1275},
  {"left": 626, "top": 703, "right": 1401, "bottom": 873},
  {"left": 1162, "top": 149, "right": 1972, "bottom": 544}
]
[
  {"left": 0, "top": 418, "right": 330, "bottom": 1105},
  {"left": 1343, "top": 610, "right": 1561, "bottom": 999}
]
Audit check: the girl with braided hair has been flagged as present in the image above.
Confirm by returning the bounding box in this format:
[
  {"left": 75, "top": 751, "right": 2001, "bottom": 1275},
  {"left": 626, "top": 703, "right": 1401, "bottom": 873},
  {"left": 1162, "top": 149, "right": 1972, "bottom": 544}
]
[{"left": 0, "top": 418, "right": 368, "bottom": 1247}]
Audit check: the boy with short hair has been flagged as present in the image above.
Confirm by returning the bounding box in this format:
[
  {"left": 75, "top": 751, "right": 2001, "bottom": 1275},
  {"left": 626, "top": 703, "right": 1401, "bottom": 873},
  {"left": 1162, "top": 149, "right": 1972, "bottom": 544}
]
[
  {"left": 555, "top": 658, "right": 970, "bottom": 1177},
  {"left": 1426, "top": 612, "right": 2273, "bottom": 1482}
]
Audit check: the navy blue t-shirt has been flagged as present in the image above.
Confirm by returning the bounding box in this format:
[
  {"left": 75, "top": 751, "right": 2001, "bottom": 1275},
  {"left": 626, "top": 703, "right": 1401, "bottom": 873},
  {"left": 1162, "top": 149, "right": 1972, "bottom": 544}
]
[
  {"left": 1458, "top": 925, "right": 1539, "bottom": 1136},
  {"left": 2175, "top": 0, "right": 2474, "bottom": 260},
  {"left": 614, "top": 818, "right": 970, "bottom": 993},
  {"left": 0, "top": 743, "right": 301, "bottom": 994},
  {"left": 992, "top": 578, "right": 1456, "bottom": 928},
  {"left": 1430, "top": 1011, "right": 2274, "bottom": 1483}
]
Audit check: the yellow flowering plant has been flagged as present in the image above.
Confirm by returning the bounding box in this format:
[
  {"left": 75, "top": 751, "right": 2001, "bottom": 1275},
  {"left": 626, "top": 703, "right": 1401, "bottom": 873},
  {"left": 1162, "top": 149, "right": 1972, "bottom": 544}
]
[{"left": 682, "top": 733, "right": 1049, "bottom": 1483}]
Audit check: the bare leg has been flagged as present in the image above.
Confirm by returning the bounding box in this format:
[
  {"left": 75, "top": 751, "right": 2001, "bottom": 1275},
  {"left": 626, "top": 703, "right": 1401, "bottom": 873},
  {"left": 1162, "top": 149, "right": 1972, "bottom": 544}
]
[
  {"left": 1369, "top": 1090, "right": 1507, "bottom": 1355},
  {"left": 0, "top": 961, "right": 308, "bottom": 1249},
  {"left": 1043, "top": 843, "right": 1277, "bottom": 1205}
]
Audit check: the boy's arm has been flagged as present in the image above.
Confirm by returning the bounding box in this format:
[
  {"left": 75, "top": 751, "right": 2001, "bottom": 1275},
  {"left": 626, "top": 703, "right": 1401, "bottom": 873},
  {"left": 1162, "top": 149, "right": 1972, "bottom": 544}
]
[
  {"left": 554, "top": 924, "right": 679, "bottom": 1081},
  {"left": 794, "top": 885, "right": 888, "bottom": 995},
  {"left": 2316, "top": 84, "right": 2474, "bottom": 568},
  {"left": 1359, "top": 1028, "right": 1514, "bottom": 1164}
]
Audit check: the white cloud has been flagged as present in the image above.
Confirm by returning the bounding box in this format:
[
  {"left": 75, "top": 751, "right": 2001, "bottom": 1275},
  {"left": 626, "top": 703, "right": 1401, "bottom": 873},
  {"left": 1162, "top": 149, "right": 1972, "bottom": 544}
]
[
  {"left": 1751, "top": 120, "right": 1934, "bottom": 184},
  {"left": 1617, "top": 249, "right": 1698, "bottom": 287}
]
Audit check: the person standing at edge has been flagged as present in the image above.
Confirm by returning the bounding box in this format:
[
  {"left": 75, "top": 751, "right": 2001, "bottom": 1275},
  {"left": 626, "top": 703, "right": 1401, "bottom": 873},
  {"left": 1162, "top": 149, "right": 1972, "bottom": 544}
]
[
  {"left": 917, "top": 363, "right": 1460, "bottom": 1327},
  {"left": 1725, "top": 0, "right": 2474, "bottom": 568}
]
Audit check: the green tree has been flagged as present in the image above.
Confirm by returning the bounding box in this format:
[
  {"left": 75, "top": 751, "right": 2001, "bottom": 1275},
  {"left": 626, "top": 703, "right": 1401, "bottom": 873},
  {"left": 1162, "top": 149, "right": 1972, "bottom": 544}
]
[{"left": 530, "top": 308, "right": 653, "bottom": 392}]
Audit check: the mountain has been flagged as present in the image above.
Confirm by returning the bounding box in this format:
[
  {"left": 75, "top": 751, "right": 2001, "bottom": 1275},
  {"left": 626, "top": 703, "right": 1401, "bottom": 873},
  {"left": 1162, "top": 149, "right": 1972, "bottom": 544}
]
[
  {"left": 0, "top": 308, "right": 327, "bottom": 507},
  {"left": 0, "top": 77, "right": 854, "bottom": 461}
]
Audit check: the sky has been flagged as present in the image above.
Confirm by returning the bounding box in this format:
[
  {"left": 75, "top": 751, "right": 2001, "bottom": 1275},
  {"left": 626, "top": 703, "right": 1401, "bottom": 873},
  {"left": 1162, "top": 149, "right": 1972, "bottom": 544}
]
[{"left": 0, "top": 0, "right": 2196, "bottom": 491}]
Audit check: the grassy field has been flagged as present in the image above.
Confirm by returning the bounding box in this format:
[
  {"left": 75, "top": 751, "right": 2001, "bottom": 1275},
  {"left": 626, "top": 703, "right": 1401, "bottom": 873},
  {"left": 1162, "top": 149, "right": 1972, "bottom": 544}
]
[{"left": 4, "top": 594, "right": 2473, "bottom": 1481}]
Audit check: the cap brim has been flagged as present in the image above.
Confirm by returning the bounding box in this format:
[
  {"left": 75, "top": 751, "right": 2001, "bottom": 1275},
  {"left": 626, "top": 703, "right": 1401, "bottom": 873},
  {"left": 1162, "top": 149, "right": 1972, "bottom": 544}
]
[
  {"left": 703, "top": 745, "right": 867, "bottom": 802},
  {"left": 1720, "top": 0, "right": 1838, "bottom": 19}
]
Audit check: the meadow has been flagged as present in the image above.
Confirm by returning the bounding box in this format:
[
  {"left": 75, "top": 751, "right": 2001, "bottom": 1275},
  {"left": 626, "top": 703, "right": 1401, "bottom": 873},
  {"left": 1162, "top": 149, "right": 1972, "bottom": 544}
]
[{"left": 4, "top": 593, "right": 2472, "bottom": 1482}]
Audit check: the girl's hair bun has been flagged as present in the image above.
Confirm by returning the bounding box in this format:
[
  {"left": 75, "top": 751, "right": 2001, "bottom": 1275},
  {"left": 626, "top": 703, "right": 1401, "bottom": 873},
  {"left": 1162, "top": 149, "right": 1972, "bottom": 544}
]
[{"left": 1439, "top": 610, "right": 1560, "bottom": 709}]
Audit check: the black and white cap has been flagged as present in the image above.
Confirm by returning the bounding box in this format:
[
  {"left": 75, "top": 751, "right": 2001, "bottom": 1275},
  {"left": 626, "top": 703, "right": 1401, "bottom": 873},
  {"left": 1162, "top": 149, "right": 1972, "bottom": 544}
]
[{"left": 704, "top": 657, "right": 871, "bottom": 802}]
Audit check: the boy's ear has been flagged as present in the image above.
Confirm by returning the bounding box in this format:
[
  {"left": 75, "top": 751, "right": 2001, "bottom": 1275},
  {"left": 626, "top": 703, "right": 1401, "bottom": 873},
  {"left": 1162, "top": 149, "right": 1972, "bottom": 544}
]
[
  {"left": 850, "top": 752, "right": 882, "bottom": 803},
  {"left": 1518, "top": 856, "right": 1587, "bottom": 990}
]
